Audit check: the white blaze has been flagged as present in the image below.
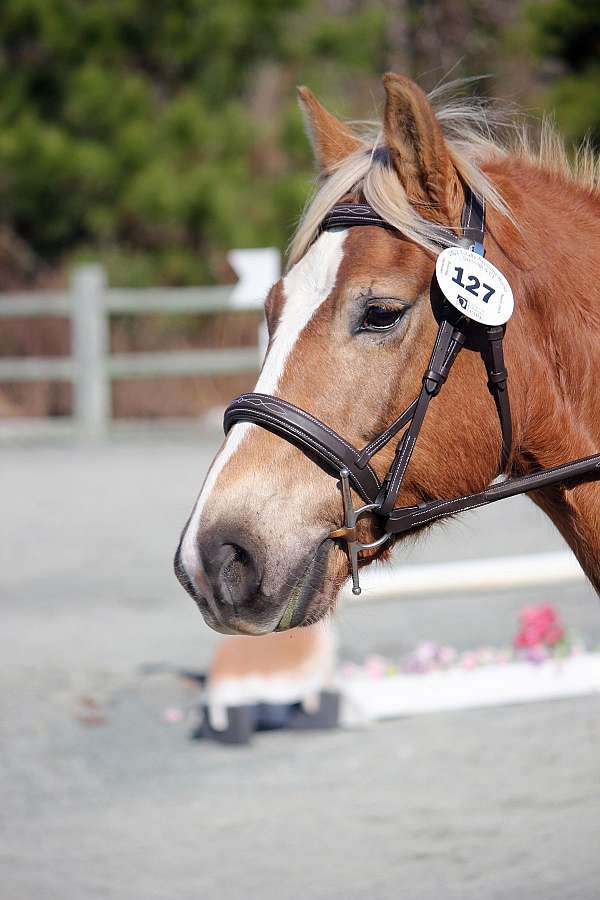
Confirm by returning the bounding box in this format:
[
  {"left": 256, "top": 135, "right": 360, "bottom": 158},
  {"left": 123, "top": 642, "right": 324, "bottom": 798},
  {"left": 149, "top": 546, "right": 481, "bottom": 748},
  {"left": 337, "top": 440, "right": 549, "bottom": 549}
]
[{"left": 181, "top": 229, "right": 347, "bottom": 572}]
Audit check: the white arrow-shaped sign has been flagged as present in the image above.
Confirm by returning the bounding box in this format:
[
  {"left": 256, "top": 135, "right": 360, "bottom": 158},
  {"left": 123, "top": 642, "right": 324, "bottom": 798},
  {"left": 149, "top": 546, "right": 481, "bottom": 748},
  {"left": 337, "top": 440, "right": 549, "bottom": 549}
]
[{"left": 227, "top": 247, "right": 281, "bottom": 310}]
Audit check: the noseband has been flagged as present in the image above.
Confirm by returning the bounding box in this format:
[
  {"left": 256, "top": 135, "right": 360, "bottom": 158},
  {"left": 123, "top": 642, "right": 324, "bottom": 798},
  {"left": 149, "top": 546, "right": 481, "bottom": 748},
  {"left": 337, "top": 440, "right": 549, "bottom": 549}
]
[{"left": 224, "top": 189, "right": 600, "bottom": 595}]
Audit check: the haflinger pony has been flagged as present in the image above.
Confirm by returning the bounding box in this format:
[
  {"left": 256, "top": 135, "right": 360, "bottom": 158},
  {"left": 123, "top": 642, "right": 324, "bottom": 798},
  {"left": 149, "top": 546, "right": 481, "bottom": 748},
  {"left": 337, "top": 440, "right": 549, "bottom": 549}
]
[{"left": 175, "top": 73, "right": 600, "bottom": 636}]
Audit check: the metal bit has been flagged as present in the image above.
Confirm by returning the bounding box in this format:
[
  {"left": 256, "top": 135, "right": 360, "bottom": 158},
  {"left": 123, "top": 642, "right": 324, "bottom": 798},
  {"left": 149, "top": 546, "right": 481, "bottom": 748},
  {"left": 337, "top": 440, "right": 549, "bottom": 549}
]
[{"left": 329, "top": 468, "right": 391, "bottom": 596}]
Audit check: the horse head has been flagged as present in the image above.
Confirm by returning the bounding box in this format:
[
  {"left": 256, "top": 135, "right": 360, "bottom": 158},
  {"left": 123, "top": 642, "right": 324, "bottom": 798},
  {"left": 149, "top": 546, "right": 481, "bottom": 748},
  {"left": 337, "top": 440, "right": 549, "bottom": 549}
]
[{"left": 175, "top": 73, "right": 600, "bottom": 633}]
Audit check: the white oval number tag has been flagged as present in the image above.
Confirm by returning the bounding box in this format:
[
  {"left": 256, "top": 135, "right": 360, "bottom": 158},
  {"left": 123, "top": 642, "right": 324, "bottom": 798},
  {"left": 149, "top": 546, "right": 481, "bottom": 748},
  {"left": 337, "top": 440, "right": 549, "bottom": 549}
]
[{"left": 435, "top": 247, "right": 514, "bottom": 326}]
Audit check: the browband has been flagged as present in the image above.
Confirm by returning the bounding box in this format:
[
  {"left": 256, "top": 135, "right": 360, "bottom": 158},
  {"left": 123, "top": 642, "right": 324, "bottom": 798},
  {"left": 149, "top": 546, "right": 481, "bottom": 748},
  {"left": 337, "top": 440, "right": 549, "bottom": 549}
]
[{"left": 320, "top": 188, "right": 486, "bottom": 249}]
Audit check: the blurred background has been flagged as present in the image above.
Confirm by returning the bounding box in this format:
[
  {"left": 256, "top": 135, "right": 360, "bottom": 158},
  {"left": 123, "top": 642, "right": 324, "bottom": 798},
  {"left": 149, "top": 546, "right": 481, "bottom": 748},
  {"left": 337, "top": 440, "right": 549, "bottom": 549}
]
[
  {"left": 2, "top": 2, "right": 600, "bottom": 899},
  {"left": 1, "top": 0, "right": 599, "bottom": 422}
]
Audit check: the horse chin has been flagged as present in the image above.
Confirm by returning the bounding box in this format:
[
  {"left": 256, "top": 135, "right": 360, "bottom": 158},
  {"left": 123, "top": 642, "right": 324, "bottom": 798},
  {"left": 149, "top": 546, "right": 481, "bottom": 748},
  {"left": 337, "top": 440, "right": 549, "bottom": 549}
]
[{"left": 273, "top": 538, "right": 341, "bottom": 631}]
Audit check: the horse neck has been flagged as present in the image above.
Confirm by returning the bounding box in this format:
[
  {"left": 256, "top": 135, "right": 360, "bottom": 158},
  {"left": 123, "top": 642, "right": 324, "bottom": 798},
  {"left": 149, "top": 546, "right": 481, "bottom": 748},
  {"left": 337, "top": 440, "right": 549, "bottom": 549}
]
[{"left": 493, "top": 159, "right": 600, "bottom": 588}]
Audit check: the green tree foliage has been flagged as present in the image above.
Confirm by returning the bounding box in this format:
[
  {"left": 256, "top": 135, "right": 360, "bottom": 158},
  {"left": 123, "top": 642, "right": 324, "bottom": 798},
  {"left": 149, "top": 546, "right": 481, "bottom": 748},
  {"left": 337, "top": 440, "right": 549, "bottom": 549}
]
[
  {"left": 527, "top": 0, "right": 600, "bottom": 146},
  {"left": 0, "top": 0, "right": 313, "bottom": 284},
  {"left": 1, "top": 0, "right": 591, "bottom": 286}
]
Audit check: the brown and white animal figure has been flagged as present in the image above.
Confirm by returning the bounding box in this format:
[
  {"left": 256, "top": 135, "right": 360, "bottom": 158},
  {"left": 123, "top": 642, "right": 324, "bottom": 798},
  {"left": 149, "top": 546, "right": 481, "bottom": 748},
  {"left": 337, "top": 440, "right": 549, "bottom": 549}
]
[
  {"left": 175, "top": 73, "right": 600, "bottom": 635},
  {"left": 200, "top": 624, "right": 336, "bottom": 732}
]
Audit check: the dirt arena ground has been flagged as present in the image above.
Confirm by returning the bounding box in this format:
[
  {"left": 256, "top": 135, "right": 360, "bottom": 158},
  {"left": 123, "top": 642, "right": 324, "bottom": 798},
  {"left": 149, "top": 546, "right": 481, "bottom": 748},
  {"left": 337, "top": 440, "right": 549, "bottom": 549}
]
[{"left": 2, "top": 430, "right": 599, "bottom": 899}]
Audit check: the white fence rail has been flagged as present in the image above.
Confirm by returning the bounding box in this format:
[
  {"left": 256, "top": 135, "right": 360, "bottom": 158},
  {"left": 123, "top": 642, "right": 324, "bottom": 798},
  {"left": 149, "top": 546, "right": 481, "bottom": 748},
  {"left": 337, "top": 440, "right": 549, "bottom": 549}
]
[
  {"left": 0, "top": 252, "right": 279, "bottom": 437},
  {"left": 341, "top": 551, "right": 585, "bottom": 603}
]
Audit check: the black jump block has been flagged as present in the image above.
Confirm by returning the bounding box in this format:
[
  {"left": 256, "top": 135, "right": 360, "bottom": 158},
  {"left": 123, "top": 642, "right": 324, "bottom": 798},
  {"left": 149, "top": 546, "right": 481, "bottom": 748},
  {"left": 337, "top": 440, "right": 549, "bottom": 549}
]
[{"left": 190, "top": 691, "right": 340, "bottom": 745}]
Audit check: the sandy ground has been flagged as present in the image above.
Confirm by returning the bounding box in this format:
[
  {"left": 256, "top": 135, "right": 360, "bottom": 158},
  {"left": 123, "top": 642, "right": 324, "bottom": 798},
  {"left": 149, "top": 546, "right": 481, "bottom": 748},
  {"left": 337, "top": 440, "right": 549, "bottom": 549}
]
[{"left": 2, "top": 427, "right": 600, "bottom": 899}]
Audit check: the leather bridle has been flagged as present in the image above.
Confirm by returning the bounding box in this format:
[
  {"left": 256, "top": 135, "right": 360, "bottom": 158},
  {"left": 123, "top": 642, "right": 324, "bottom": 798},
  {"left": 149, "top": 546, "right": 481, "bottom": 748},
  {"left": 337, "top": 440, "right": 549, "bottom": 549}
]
[{"left": 224, "top": 189, "right": 600, "bottom": 595}]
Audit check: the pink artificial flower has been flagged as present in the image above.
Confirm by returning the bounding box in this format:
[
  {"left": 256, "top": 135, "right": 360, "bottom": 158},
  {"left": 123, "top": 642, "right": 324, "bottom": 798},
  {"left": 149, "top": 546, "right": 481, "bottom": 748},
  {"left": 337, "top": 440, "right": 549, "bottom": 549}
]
[
  {"left": 514, "top": 603, "right": 564, "bottom": 649},
  {"left": 459, "top": 651, "right": 478, "bottom": 670},
  {"left": 438, "top": 645, "right": 457, "bottom": 667},
  {"left": 364, "top": 654, "right": 387, "bottom": 679},
  {"left": 414, "top": 641, "right": 439, "bottom": 665}
]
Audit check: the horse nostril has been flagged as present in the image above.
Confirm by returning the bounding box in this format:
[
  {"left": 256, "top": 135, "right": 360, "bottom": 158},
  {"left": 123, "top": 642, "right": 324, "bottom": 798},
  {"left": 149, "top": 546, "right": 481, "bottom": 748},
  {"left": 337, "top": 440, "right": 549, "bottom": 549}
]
[{"left": 217, "top": 541, "right": 259, "bottom": 607}]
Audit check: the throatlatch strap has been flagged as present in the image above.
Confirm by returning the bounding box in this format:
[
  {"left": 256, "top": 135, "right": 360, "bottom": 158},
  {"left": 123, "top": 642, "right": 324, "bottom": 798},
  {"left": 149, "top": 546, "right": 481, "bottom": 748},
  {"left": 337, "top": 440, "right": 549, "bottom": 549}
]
[{"left": 482, "top": 326, "right": 512, "bottom": 470}]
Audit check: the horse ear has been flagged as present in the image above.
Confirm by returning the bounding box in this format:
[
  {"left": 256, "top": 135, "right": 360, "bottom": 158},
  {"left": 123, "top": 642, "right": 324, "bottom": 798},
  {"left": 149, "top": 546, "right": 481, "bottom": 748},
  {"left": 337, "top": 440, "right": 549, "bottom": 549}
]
[
  {"left": 382, "top": 73, "right": 462, "bottom": 222},
  {"left": 297, "top": 86, "right": 362, "bottom": 175}
]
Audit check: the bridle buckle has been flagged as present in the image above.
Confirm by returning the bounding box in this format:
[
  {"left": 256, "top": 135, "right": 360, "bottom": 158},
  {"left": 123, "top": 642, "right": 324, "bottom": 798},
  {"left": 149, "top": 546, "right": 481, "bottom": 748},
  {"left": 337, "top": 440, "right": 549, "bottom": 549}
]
[{"left": 329, "top": 468, "right": 391, "bottom": 595}]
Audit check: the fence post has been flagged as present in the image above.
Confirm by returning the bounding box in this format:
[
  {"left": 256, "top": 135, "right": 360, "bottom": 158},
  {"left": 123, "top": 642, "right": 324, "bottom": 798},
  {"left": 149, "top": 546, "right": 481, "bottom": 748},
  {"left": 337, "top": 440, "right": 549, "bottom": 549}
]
[{"left": 71, "top": 264, "right": 110, "bottom": 437}]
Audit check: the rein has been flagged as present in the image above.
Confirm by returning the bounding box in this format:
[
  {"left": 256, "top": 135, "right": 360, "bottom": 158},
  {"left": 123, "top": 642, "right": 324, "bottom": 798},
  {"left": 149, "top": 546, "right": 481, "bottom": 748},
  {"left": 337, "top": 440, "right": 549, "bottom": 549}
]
[{"left": 224, "top": 189, "right": 600, "bottom": 596}]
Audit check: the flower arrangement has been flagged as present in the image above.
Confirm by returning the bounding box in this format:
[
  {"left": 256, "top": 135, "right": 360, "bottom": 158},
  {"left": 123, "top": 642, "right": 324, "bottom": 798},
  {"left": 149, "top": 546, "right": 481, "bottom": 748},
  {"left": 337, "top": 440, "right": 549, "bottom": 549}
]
[{"left": 340, "top": 603, "right": 588, "bottom": 680}]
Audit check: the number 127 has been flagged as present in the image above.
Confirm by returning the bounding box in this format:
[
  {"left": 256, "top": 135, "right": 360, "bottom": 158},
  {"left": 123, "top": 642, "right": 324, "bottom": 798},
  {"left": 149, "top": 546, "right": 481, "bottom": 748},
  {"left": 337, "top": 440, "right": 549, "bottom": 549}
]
[{"left": 452, "top": 267, "right": 495, "bottom": 303}]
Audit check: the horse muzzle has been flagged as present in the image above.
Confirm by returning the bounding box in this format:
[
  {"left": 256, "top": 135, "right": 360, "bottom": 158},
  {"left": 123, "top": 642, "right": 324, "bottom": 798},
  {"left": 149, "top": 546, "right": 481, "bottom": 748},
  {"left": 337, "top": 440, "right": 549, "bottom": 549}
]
[{"left": 174, "top": 526, "right": 336, "bottom": 635}]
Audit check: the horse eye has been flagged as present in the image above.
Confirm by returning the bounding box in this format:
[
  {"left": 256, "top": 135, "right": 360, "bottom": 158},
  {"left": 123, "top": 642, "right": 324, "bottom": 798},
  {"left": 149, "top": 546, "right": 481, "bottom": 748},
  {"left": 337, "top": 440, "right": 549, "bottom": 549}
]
[{"left": 361, "top": 305, "right": 404, "bottom": 332}]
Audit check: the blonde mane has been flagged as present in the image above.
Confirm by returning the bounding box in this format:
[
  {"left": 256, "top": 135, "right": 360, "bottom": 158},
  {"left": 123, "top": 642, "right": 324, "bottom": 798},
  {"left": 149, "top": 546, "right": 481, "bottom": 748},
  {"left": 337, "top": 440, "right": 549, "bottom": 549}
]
[{"left": 289, "top": 84, "right": 600, "bottom": 269}]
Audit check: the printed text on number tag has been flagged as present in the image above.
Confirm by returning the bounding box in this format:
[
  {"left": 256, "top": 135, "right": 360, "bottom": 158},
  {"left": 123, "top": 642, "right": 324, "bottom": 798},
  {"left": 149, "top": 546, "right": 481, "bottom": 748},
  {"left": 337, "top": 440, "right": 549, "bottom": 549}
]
[{"left": 435, "top": 247, "right": 514, "bottom": 326}]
